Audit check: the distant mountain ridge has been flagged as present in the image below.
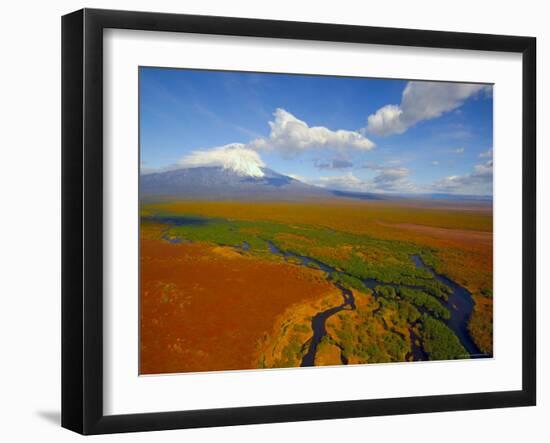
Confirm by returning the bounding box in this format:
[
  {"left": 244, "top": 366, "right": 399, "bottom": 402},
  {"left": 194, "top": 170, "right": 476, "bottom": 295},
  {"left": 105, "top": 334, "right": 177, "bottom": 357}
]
[
  {"left": 391, "top": 192, "right": 493, "bottom": 202},
  {"left": 140, "top": 166, "right": 334, "bottom": 201},
  {"left": 140, "top": 166, "right": 492, "bottom": 203}
]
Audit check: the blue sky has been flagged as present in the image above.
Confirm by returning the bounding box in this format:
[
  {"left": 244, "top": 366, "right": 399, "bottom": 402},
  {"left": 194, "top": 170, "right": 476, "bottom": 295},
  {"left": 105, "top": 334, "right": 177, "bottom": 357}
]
[{"left": 140, "top": 67, "right": 493, "bottom": 195}]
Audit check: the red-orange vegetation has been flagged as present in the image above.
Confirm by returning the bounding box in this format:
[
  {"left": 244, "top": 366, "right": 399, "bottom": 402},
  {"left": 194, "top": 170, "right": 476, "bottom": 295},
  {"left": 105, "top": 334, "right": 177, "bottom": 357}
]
[
  {"left": 140, "top": 238, "right": 334, "bottom": 374},
  {"left": 469, "top": 294, "right": 493, "bottom": 354},
  {"left": 141, "top": 200, "right": 494, "bottom": 361},
  {"left": 377, "top": 222, "right": 492, "bottom": 295}
]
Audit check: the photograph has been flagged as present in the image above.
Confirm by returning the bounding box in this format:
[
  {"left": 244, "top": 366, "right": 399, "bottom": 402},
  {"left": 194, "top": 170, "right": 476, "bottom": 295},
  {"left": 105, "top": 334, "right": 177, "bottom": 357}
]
[
  {"left": 0, "top": 0, "right": 544, "bottom": 439},
  {"left": 139, "top": 67, "right": 494, "bottom": 375}
]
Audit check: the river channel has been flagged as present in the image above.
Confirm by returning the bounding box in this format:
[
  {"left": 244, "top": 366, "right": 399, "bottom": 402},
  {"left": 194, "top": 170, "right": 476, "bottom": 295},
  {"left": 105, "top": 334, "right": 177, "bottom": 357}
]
[
  {"left": 266, "top": 241, "right": 484, "bottom": 364},
  {"left": 150, "top": 215, "right": 485, "bottom": 364}
]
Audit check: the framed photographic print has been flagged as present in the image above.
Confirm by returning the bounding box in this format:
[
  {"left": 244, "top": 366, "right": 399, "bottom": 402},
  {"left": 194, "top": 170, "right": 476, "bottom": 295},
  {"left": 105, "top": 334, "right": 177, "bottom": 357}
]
[{"left": 62, "top": 8, "right": 536, "bottom": 435}]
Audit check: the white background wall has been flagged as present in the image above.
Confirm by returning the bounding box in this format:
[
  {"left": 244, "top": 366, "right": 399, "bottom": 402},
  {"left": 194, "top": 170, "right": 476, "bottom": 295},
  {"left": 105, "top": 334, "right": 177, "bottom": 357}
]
[{"left": 0, "top": 0, "right": 546, "bottom": 441}]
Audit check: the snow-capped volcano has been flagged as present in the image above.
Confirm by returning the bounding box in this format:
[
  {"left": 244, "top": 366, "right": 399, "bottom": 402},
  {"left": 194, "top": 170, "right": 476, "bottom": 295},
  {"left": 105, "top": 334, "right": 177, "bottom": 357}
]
[
  {"left": 140, "top": 164, "right": 336, "bottom": 201},
  {"left": 140, "top": 143, "right": 388, "bottom": 201},
  {"left": 177, "top": 143, "right": 265, "bottom": 178}
]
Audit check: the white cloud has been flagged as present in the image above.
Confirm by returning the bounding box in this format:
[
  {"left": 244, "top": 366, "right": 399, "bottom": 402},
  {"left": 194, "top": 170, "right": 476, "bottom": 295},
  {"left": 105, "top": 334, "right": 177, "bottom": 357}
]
[
  {"left": 364, "top": 105, "right": 406, "bottom": 137},
  {"left": 479, "top": 148, "right": 493, "bottom": 158},
  {"left": 314, "top": 158, "right": 354, "bottom": 170},
  {"left": 453, "top": 147, "right": 465, "bottom": 154},
  {"left": 175, "top": 109, "right": 375, "bottom": 177},
  {"left": 366, "top": 81, "right": 491, "bottom": 136},
  {"left": 174, "top": 108, "right": 375, "bottom": 177},
  {"left": 431, "top": 160, "right": 440, "bottom": 166},
  {"left": 384, "top": 158, "right": 403, "bottom": 166},
  {"left": 365, "top": 165, "right": 415, "bottom": 192},
  {"left": 313, "top": 172, "right": 366, "bottom": 191},
  {"left": 431, "top": 159, "right": 493, "bottom": 195},
  {"left": 310, "top": 165, "right": 414, "bottom": 193},
  {"left": 251, "top": 108, "right": 374, "bottom": 155},
  {"left": 178, "top": 143, "right": 266, "bottom": 177}
]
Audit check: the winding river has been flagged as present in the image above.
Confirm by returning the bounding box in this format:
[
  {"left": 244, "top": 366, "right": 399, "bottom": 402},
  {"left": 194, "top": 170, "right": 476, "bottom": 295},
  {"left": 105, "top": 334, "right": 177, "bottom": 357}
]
[
  {"left": 266, "top": 241, "right": 357, "bottom": 366},
  {"left": 410, "top": 255, "right": 484, "bottom": 357},
  {"left": 150, "top": 216, "right": 484, "bottom": 364},
  {"left": 265, "top": 241, "right": 484, "bottom": 364}
]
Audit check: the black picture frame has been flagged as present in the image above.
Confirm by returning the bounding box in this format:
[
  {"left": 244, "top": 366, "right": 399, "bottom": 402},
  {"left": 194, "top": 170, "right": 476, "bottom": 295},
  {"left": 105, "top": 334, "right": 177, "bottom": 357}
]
[{"left": 62, "top": 8, "right": 537, "bottom": 435}]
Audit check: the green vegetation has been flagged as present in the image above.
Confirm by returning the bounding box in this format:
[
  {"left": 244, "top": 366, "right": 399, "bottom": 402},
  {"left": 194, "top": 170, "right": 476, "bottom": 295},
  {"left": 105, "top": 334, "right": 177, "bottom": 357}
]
[
  {"left": 397, "top": 287, "right": 450, "bottom": 320},
  {"left": 420, "top": 315, "right": 468, "bottom": 360},
  {"left": 158, "top": 215, "right": 438, "bottom": 286},
  {"left": 376, "top": 285, "right": 397, "bottom": 299},
  {"left": 145, "top": 212, "right": 471, "bottom": 364},
  {"left": 401, "top": 277, "right": 451, "bottom": 300},
  {"left": 398, "top": 300, "right": 421, "bottom": 324},
  {"left": 265, "top": 333, "right": 307, "bottom": 368},
  {"left": 166, "top": 218, "right": 269, "bottom": 251},
  {"left": 329, "top": 272, "right": 366, "bottom": 292},
  {"left": 373, "top": 285, "right": 449, "bottom": 320},
  {"left": 331, "top": 300, "right": 410, "bottom": 364}
]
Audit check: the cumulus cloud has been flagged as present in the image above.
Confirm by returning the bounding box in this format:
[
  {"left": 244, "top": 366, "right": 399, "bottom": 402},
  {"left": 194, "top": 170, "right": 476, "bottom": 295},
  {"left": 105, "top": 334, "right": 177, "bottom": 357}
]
[
  {"left": 178, "top": 143, "right": 266, "bottom": 177},
  {"left": 366, "top": 81, "right": 491, "bottom": 136},
  {"left": 365, "top": 105, "right": 406, "bottom": 137},
  {"left": 479, "top": 148, "right": 493, "bottom": 158},
  {"left": 431, "top": 159, "right": 493, "bottom": 195},
  {"left": 316, "top": 159, "right": 494, "bottom": 196},
  {"left": 313, "top": 172, "right": 366, "bottom": 191},
  {"left": 364, "top": 164, "right": 414, "bottom": 192},
  {"left": 309, "top": 165, "right": 414, "bottom": 193},
  {"left": 175, "top": 109, "right": 374, "bottom": 177},
  {"left": 251, "top": 108, "right": 375, "bottom": 155},
  {"left": 314, "top": 158, "right": 354, "bottom": 170},
  {"left": 174, "top": 109, "right": 376, "bottom": 178}
]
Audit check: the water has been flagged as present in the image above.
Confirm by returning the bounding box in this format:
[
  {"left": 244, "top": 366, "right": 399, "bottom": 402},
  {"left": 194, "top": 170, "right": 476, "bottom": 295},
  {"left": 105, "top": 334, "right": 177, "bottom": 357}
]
[
  {"left": 162, "top": 235, "right": 184, "bottom": 244},
  {"left": 267, "top": 241, "right": 335, "bottom": 273},
  {"left": 406, "top": 328, "right": 428, "bottom": 361},
  {"left": 410, "top": 255, "right": 485, "bottom": 358},
  {"left": 265, "top": 241, "right": 486, "bottom": 363},
  {"left": 300, "top": 285, "right": 355, "bottom": 367},
  {"left": 154, "top": 221, "right": 485, "bottom": 363},
  {"left": 143, "top": 215, "right": 211, "bottom": 226},
  {"left": 266, "top": 242, "right": 355, "bottom": 366}
]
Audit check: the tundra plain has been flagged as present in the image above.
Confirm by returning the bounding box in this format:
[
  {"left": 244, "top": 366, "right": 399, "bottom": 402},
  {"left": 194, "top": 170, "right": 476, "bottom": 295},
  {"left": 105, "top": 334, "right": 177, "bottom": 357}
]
[{"left": 140, "top": 198, "right": 493, "bottom": 374}]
